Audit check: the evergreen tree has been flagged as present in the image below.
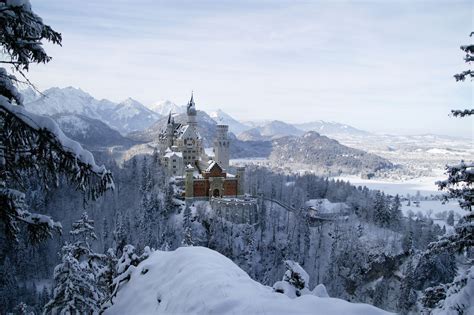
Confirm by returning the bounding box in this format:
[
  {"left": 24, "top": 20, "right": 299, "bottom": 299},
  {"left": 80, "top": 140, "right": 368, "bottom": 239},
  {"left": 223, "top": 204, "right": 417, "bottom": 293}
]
[
  {"left": 44, "top": 213, "right": 105, "bottom": 314},
  {"left": 398, "top": 261, "right": 417, "bottom": 314},
  {"left": 428, "top": 32, "right": 473, "bottom": 255},
  {"left": 182, "top": 204, "right": 194, "bottom": 246},
  {"left": 0, "top": 1, "right": 113, "bottom": 243},
  {"left": 390, "top": 194, "right": 403, "bottom": 230},
  {"left": 373, "top": 191, "right": 390, "bottom": 227},
  {"left": 446, "top": 210, "right": 455, "bottom": 226},
  {"left": 0, "top": 257, "right": 18, "bottom": 313},
  {"left": 105, "top": 244, "right": 151, "bottom": 307}
]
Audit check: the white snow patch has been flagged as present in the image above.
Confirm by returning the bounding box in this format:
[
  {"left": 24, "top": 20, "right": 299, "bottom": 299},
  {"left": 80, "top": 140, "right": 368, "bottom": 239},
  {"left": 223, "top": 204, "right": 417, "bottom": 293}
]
[{"left": 105, "top": 246, "right": 392, "bottom": 315}]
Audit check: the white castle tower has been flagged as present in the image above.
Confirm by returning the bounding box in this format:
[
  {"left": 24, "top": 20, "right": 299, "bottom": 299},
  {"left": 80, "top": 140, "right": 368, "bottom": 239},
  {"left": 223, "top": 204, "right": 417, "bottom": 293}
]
[
  {"left": 214, "top": 124, "right": 230, "bottom": 170},
  {"left": 181, "top": 92, "right": 202, "bottom": 166},
  {"left": 187, "top": 92, "right": 197, "bottom": 126}
]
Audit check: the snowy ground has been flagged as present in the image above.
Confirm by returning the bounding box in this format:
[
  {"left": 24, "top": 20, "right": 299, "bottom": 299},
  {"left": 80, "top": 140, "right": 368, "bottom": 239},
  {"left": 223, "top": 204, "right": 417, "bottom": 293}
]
[
  {"left": 333, "top": 174, "right": 444, "bottom": 197},
  {"left": 105, "top": 247, "right": 392, "bottom": 315},
  {"left": 333, "top": 174, "right": 465, "bottom": 227}
]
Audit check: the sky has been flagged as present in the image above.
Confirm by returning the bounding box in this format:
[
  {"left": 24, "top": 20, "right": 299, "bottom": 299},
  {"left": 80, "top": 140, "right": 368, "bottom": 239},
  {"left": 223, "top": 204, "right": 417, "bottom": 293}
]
[{"left": 26, "top": 0, "right": 473, "bottom": 137}]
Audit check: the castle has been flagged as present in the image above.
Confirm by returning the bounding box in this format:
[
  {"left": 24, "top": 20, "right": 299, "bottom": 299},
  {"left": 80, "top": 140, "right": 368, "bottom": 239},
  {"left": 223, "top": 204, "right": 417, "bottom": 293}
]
[{"left": 158, "top": 93, "right": 245, "bottom": 200}]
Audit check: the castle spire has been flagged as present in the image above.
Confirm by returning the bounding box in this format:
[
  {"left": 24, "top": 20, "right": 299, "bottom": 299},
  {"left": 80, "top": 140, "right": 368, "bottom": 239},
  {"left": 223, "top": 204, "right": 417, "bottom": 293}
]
[
  {"left": 167, "top": 111, "right": 172, "bottom": 124},
  {"left": 187, "top": 91, "right": 197, "bottom": 117}
]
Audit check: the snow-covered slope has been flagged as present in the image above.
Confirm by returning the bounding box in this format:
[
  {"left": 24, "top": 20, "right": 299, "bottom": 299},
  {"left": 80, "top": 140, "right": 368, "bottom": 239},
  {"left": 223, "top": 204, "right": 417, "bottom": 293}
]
[
  {"left": 106, "top": 98, "right": 160, "bottom": 133},
  {"left": 149, "top": 99, "right": 186, "bottom": 116},
  {"left": 25, "top": 86, "right": 111, "bottom": 118},
  {"left": 210, "top": 109, "right": 250, "bottom": 135},
  {"left": 24, "top": 87, "right": 160, "bottom": 134},
  {"left": 52, "top": 113, "right": 138, "bottom": 149},
  {"left": 104, "top": 246, "right": 391, "bottom": 315},
  {"left": 19, "top": 86, "right": 40, "bottom": 104}
]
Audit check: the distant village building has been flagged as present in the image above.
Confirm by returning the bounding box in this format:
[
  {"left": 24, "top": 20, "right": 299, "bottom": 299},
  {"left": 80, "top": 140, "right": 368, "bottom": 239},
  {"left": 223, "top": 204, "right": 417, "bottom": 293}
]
[{"left": 158, "top": 93, "right": 245, "bottom": 200}]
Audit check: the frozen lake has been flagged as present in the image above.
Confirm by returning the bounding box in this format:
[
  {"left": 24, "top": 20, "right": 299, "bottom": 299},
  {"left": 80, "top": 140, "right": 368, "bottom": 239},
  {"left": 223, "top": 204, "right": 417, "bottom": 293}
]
[{"left": 333, "top": 175, "right": 443, "bottom": 197}]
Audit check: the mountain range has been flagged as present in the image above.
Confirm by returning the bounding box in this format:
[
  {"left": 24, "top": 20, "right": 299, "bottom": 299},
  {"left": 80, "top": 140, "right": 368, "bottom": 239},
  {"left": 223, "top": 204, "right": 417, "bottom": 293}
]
[
  {"left": 24, "top": 87, "right": 160, "bottom": 134},
  {"left": 21, "top": 87, "right": 377, "bottom": 141},
  {"left": 20, "top": 86, "right": 429, "bottom": 174}
]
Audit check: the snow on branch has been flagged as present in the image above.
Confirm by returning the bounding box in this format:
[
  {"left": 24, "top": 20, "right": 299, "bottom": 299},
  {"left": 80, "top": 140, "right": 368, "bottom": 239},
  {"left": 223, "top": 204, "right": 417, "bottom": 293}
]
[
  {"left": 451, "top": 109, "right": 474, "bottom": 117},
  {"left": 0, "top": 187, "right": 62, "bottom": 242},
  {"left": 0, "top": 0, "right": 62, "bottom": 71},
  {"left": 453, "top": 70, "right": 474, "bottom": 82},
  {"left": 436, "top": 160, "right": 474, "bottom": 211},
  {"left": 0, "top": 96, "right": 114, "bottom": 195}
]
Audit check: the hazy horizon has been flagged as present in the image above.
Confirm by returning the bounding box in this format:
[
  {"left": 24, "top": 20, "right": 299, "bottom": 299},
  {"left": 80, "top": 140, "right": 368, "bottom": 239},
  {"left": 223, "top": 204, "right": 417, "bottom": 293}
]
[{"left": 25, "top": 1, "right": 473, "bottom": 138}]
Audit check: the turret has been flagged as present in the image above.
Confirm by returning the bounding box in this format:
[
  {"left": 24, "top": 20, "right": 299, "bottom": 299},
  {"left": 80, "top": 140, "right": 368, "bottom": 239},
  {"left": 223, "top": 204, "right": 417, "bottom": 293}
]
[
  {"left": 166, "top": 111, "right": 174, "bottom": 148},
  {"left": 187, "top": 92, "right": 197, "bottom": 126},
  {"left": 236, "top": 166, "right": 245, "bottom": 196},
  {"left": 213, "top": 124, "right": 229, "bottom": 170},
  {"left": 185, "top": 164, "right": 194, "bottom": 200}
]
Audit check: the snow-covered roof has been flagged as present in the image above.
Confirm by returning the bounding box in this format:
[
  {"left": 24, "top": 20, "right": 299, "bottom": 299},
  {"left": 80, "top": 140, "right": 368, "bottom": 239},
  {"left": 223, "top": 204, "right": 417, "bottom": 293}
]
[
  {"left": 164, "top": 151, "right": 182, "bottom": 158},
  {"left": 305, "top": 199, "right": 348, "bottom": 214},
  {"left": 206, "top": 160, "right": 219, "bottom": 172}
]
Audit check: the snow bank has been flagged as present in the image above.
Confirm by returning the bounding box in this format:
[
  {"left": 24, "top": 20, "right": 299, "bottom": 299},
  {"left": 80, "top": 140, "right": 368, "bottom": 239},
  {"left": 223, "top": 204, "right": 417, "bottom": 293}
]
[{"left": 105, "top": 246, "right": 392, "bottom": 315}]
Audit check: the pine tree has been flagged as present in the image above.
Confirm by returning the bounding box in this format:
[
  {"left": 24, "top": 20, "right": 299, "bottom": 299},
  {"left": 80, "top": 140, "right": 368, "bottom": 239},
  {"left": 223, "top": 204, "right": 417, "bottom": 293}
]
[
  {"left": 44, "top": 213, "right": 105, "bottom": 314},
  {"left": 446, "top": 210, "right": 455, "bottom": 226},
  {"left": 0, "top": 257, "right": 19, "bottom": 313},
  {"left": 398, "top": 261, "right": 417, "bottom": 314},
  {"left": 105, "top": 244, "right": 151, "bottom": 308},
  {"left": 97, "top": 248, "right": 117, "bottom": 305},
  {"left": 141, "top": 192, "right": 160, "bottom": 249},
  {"left": 390, "top": 194, "right": 403, "bottom": 230},
  {"left": 0, "top": 1, "right": 113, "bottom": 244},
  {"left": 373, "top": 191, "right": 390, "bottom": 227},
  {"left": 182, "top": 204, "right": 194, "bottom": 246},
  {"left": 428, "top": 32, "right": 473, "bottom": 255}
]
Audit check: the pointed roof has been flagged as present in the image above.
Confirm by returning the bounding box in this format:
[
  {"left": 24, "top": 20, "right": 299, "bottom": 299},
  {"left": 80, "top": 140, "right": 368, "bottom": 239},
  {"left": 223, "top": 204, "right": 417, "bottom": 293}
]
[
  {"left": 205, "top": 160, "right": 223, "bottom": 173},
  {"left": 187, "top": 91, "right": 197, "bottom": 116},
  {"left": 167, "top": 111, "right": 172, "bottom": 124}
]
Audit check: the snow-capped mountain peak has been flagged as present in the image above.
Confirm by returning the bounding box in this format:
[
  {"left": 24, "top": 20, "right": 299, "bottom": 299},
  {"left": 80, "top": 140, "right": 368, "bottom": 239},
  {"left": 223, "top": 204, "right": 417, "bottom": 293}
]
[
  {"left": 149, "top": 99, "right": 186, "bottom": 116},
  {"left": 23, "top": 87, "right": 161, "bottom": 134},
  {"left": 209, "top": 108, "right": 250, "bottom": 135}
]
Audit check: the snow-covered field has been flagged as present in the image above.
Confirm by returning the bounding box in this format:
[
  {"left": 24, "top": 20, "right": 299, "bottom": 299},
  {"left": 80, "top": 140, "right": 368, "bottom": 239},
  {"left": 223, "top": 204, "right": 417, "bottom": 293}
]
[
  {"left": 333, "top": 175, "right": 444, "bottom": 197},
  {"left": 105, "top": 247, "right": 392, "bottom": 315},
  {"left": 333, "top": 174, "right": 465, "bottom": 223}
]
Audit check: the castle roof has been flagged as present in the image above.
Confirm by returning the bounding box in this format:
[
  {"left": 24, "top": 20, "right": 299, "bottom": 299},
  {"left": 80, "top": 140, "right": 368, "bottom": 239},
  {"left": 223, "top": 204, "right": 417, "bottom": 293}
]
[
  {"left": 177, "top": 124, "right": 201, "bottom": 140},
  {"left": 164, "top": 151, "right": 182, "bottom": 158},
  {"left": 187, "top": 92, "right": 197, "bottom": 116},
  {"left": 205, "top": 160, "right": 223, "bottom": 173}
]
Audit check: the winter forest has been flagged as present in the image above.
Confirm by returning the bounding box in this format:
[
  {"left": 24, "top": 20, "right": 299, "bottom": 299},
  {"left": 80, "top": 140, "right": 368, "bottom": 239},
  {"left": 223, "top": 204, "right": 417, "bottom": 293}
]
[{"left": 0, "top": 1, "right": 473, "bottom": 315}]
